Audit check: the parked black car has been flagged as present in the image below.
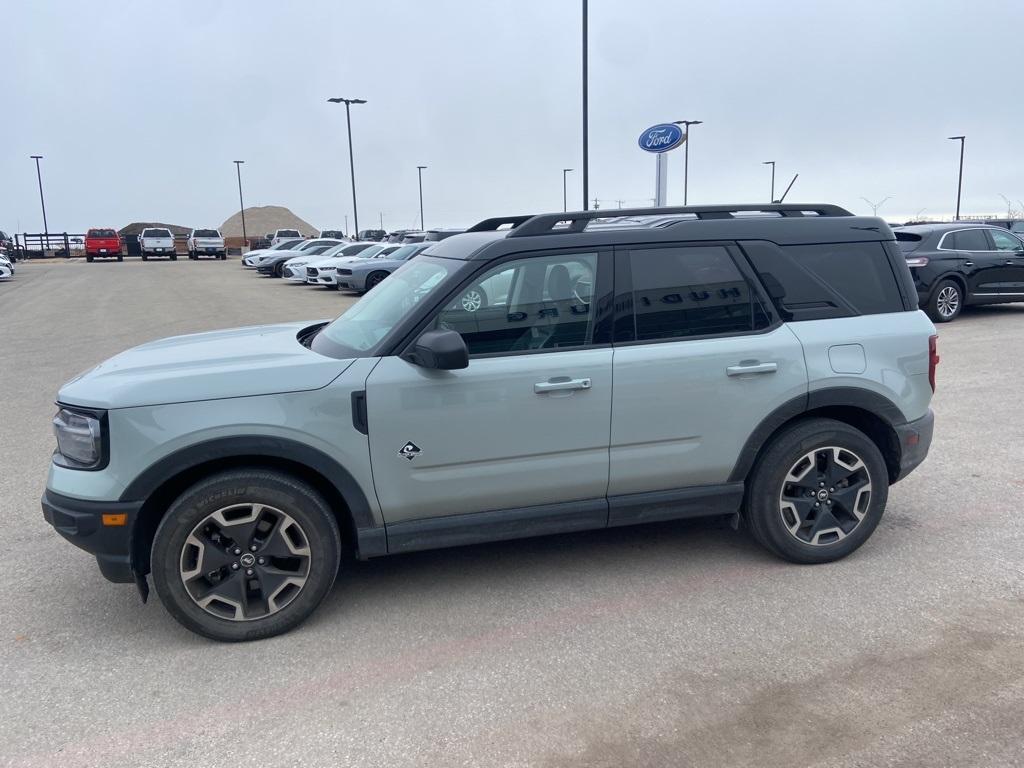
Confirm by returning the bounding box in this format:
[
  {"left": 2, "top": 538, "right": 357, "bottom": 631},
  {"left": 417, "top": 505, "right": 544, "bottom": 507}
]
[{"left": 892, "top": 223, "right": 1024, "bottom": 322}]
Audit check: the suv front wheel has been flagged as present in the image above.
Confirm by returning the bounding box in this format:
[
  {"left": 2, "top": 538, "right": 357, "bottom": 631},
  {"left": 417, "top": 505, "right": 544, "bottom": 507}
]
[
  {"left": 745, "top": 419, "right": 889, "bottom": 564},
  {"left": 151, "top": 469, "right": 341, "bottom": 641}
]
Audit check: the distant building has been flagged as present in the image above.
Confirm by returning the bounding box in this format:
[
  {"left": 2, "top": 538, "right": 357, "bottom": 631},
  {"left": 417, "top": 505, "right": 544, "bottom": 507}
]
[{"left": 220, "top": 206, "right": 317, "bottom": 248}]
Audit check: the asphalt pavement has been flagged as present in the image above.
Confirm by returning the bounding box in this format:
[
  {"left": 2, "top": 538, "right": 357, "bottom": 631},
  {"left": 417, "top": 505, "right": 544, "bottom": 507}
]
[{"left": 1, "top": 257, "right": 1022, "bottom": 768}]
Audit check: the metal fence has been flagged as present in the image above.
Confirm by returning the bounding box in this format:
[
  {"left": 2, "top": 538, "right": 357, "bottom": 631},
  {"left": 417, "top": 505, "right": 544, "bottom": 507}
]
[{"left": 15, "top": 233, "right": 87, "bottom": 259}]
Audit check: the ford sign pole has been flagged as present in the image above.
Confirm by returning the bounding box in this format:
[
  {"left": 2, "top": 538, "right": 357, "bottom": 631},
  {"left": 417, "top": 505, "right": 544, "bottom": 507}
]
[{"left": 638, "top": 124, "right": 685, "bottom": 207}]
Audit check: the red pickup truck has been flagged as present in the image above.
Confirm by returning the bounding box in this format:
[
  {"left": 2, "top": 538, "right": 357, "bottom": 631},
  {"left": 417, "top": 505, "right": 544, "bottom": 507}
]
[{"left": 84, "top": 228, "right": 123, "bottom": 262}]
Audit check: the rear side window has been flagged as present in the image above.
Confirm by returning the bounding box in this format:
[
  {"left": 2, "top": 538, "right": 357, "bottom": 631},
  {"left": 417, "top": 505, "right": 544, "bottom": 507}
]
[
  {"left": 784, "top": 243, "right": 904, "bottom": 316},
  {"left": 619, "top": 246, "right": 770, "bottom": 342},
  {"left": 743, "top": 241, "right": 905, "bottom": 320},
  {"left": 941, "top": 229, "right": 989, "bottom": 251},
  {"left": 894, "top": 231, "right": 923, "bottom": 252}
]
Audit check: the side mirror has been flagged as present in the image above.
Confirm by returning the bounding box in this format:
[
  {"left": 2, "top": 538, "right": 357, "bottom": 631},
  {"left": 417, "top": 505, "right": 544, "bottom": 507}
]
[{"left": 404, "top": 329, "right": 468, "bottom": 370}]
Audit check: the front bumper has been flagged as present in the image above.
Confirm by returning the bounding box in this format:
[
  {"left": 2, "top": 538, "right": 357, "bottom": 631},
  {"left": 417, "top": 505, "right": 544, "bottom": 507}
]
[
  {"left": 336, "top": 273, "right": 366, "bottom": 292},
  {"left": 894, "top": 408, "right": 934, "bottom": 482},
  {"left": 41, "top": 490, "right": 142, "bottom": 583}
]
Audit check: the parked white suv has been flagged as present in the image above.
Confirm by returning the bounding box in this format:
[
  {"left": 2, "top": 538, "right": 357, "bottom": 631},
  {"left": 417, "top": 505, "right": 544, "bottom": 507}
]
[
  {"left": 187, "top": 229, "right": 226, "bottom": 260},
  {"left": 139, "top": 228, "right": 176, "bottom": 261}
]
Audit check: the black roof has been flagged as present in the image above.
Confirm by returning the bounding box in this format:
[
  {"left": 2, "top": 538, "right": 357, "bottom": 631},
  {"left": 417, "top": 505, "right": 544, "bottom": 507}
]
[{"left": 426, "top": 204, "right": 894, "bottom": 261}]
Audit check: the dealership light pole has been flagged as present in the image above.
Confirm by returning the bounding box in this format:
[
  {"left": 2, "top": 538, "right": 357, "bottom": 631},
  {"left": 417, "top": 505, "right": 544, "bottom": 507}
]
[
  {"left": 762, "top": 160, "right": 776, "bottom": 203},
  {"left": 562, "top": 168, "right": 573, "bottom": 212},
  {"left": 582, "top": 0, "right": 589, "bottom": 210},
  {"left": 30, "top": 155, "right": 49, "bottom": 244},
  {"left": 417, "top": 166, "right": 427, "bottom": 231},
  {"left": 948, "top": 135, "right": 965, "bottom": 220},
  {"left": 233, "top": 160, "right": 248, "bottom": 246},
  {"left": 672, "top": 120, "right": 702, "bottom": 204},
  {"left": 328, "top": 96, "right": 367, "bottom": 235},
  {"left": 860, "top": 196, "right": 892, "bottom": 216}
]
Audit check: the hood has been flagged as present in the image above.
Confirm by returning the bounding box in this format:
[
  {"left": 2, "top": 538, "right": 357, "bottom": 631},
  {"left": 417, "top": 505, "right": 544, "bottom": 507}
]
[{"left": 59, "top": 322, "right": 351, "bottom": 409}]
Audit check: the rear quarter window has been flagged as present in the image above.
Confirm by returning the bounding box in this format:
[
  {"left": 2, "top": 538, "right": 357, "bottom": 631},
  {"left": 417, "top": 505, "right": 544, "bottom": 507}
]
[{"left": 742, "top": 241, "right": 906, "bottom": 320}]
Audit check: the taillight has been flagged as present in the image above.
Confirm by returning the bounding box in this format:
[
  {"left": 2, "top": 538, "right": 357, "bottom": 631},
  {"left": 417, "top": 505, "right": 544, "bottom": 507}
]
[
  {"left": 928, "top": 334, "right": 939, "bottom": 392},
  {"left": 905, "top": 256, "right": 929, "bottom": 267}
]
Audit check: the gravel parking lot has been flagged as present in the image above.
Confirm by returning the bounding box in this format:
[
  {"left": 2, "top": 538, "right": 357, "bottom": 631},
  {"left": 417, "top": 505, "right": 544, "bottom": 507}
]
[{"left": 2, "top": 258, "right": 1023, "bottom": 768}]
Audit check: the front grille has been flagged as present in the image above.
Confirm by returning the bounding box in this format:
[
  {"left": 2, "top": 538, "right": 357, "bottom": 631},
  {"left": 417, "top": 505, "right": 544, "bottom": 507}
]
[
  {"left": 306, "top": 267, "right": 317, "bottom": 277},
  {"left": 338, "top": 269, "right": 353, "bottom": 276}
]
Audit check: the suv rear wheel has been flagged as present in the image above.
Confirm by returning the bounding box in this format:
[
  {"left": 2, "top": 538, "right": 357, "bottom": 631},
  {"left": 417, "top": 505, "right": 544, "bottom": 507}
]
[
  {"left": 927, "top": 279, "right": 962, "bottom": 323},
  {"left": 151, "top": 469, "right": 341, "bottom": 642},
  {"left": 745, "top": 418, "right": 888, "bottom": 564}
]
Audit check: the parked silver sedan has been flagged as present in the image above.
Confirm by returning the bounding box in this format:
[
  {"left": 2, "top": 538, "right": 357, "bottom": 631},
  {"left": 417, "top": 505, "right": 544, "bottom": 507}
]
[{"left": 335, "top": 243, "right": 432, "bottom": 293}]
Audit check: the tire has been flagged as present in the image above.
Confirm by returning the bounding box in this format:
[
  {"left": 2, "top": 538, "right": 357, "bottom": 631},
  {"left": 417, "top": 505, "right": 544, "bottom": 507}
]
[
  {"left": 219, "top": 253, "right": 227, "bottom": 261},
  {"left": 745, "top": 418, "right": 889, "bottom": 564},
  {"left": 86, "top": 255, "right": 93, "bottom": 263},
  {"left": 117, "top": 254, "right": 123, "bottom": 262},
  {"left": 926, "top": 279, "right": 962, "bottom": 323},
  {"left": 170, "top": 253, "right": 178, "bottom": 261},
  {"left": 274, "top": 263, "right": 285, "bottom": 278},
  {"left": 365, "top": 271, "right": 389, "bottom": 291},
  {"left": 142, "top": 253, "right": 148, "bottom": 261},
  {"left": 151, "top": 469, "right": 342, "bottom": 642},
  {"left": 460, "top": 285, "right": 488, "bottom": 312}
]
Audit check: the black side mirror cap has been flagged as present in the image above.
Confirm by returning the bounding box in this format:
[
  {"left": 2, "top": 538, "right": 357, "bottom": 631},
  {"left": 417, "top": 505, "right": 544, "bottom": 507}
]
[{"left": 404, "top": 329, "right": 469, "bottom": 370}]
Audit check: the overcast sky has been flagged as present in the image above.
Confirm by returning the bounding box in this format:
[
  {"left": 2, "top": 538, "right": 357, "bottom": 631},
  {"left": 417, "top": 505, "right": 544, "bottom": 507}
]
[{"left": 3, "top": 0, "right": 1022, "bottom": 235}]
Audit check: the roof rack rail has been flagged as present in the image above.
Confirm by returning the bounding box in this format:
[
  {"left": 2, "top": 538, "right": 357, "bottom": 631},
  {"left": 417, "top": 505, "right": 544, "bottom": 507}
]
[
  {"left": 466, "top": 215, "right": 535, "bottom": 233},
  {"left": 507, "top": 204, "right": 854, "bottom": 238}
]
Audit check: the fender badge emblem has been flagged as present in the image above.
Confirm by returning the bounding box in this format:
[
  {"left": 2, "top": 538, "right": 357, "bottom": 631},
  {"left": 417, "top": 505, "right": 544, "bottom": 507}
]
[{"left": 399, "top": 442, "right": 422, "bottom": 461}]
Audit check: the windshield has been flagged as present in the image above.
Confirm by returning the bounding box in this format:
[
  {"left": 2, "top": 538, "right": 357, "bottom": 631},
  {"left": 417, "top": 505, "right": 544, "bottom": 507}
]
[
  {"left": 385, "top": 245, "right": 422, "bottom": 261},
  {"left": 194, "top": 229, "right": 219, "bottom": 237},
  {"left": 316, "top": 256, "right": 455, "bottom": 355}
]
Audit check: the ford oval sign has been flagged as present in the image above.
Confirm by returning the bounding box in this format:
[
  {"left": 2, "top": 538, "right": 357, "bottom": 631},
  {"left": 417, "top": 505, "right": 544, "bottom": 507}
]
[{"left": 638, "top": 123, "right": 685, "bottom": 153}]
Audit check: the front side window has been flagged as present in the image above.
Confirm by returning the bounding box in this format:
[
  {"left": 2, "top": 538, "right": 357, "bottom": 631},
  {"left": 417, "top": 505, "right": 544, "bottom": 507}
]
[
  {"left": 990, "top": 229, "right": 1023, "bottom": 252},
  {"left": 435, "top": 253, "right": 598, "bottom": 355},
  {"left": 317, "top": 256, "right": 455, "bottom": 355},
  {"left": 623, "top": 246, "right": 770, "bottom": 341}
]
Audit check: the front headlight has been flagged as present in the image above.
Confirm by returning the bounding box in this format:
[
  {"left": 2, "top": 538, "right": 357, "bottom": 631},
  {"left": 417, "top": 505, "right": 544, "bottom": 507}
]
[{"left": 52, "top": 407, "right": 105, "bottom": 469}]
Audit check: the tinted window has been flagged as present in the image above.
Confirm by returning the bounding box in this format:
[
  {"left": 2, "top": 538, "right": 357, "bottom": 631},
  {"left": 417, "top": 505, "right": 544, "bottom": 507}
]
[
  {"left": 144, "top": 229, "right": 171, "bottom": 238},
  {"left": 193, "top": 229, "right": 219, "bottom": 237},
  {"left": 783, "top": 243, "right": 905, "bottom": 316},
  {"left": 894, "top": 231, "right": 923, "bottom": 252},
  {"left": 944, "top": 229, "right": 990, "bottom": 251},
  {"left": 1010, "top": 222, "right": 1024, "bottom": 234},
  {"left": 88, "top": 229, "right": 116, "bottom": 237},
  {"left": 436, "top": 253, "right": 598, "bottom": 355},
  {"left": 624, "top": 246, "right": 769, "bottom": 341},
  {"left": 990, "top": 230, "right": 1023, "bottom": 252},
  {"left": 277, "top": 230, "right": 300, "bottom": 238}
]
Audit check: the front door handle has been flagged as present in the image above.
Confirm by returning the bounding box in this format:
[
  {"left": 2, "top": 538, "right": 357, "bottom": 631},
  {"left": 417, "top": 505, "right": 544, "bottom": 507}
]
[
  {"left": 535, "top": 377, "right": 592, "bottom": 393},
  {"left": 963, "top": 261, "right": 974, "bottom": 267},
  {"left": 726, "top": 362, "right": 778, "bottom": 377}
]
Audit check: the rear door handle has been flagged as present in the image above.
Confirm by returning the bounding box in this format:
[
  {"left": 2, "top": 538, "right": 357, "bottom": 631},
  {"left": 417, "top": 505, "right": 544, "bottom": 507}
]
[
  {"left": 534, "top": 377, "right": 592, "bottom": 393},
  {"left": 726, "top": 362, "right": 778, "bottom": 377}
]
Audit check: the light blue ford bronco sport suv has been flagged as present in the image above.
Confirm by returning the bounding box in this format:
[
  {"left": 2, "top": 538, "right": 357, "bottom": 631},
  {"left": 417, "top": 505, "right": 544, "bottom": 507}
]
[{"left": 43, "top": 204, "right": 937, "bottom": 641}]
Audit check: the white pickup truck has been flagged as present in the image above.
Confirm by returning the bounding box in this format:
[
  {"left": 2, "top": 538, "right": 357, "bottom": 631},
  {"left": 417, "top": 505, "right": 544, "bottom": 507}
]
[
  {"left": 187, "top": 228, "right": 226, "bottom": 260},
  {"left": 270, "top": 228, "right": 303, "bottom": 246},
  {"left": 139, "top": 228, "right": 177, "bottom": 261}
]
